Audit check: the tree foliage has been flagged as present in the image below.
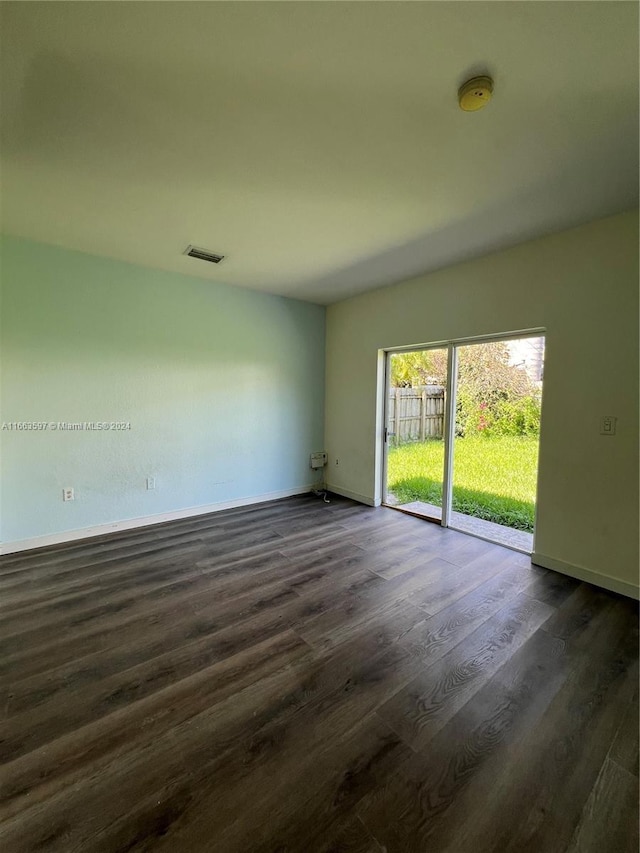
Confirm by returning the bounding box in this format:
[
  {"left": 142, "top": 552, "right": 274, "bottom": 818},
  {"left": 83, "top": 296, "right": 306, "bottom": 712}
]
[{"left": 390, "top": 349, "right": 448, "bottom": 388}]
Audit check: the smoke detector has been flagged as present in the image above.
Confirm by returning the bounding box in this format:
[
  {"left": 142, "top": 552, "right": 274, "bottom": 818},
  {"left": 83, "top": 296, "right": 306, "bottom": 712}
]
[
  {"left": 183, "top": 245, "right": 225, "bottom": 264},
  {"left": 458, "top": 76, "right": 494, "bottom": 112}
]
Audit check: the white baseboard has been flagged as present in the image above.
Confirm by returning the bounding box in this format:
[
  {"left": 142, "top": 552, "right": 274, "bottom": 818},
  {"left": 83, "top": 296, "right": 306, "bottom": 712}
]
[
  {"left": 0, "top": 485, "right": 314, "bottom": 555},
  {"left": 532, "top": 552, "right": 639, "bottom": 600},
  {"left": 325, "top": 484, "right": 381, "bottom": 507}
]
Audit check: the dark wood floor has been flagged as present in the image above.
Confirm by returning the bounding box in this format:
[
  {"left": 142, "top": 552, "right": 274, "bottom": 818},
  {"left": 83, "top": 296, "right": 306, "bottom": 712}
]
[{"left": 1, "top": 495, "right": 638, "bottom": 852}]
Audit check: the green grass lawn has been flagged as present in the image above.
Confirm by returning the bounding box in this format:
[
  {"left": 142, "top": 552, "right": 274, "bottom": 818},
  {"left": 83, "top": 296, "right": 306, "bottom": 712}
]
[{"left": 387, "top": 435, "right": 539, "bottom": 531}]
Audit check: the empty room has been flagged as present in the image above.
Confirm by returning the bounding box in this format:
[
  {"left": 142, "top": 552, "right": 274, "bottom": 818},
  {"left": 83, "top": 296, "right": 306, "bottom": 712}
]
[{"left": 0, "top": 2, "right": 638, "bottom": 852}]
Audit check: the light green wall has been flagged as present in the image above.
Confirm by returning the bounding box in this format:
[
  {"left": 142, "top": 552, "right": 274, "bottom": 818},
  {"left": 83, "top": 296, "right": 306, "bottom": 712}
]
[
  {"left": 0, "top": 236, "right": 325, "bottom": 545},
  {"left": 325, "top": 211, "right": 639, "bottom": 594}
]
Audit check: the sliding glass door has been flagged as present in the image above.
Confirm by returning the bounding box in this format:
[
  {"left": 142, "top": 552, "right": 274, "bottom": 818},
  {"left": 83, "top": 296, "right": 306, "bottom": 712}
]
[{"left": 383, "top": 333, "right": 545, "bottom": 553}]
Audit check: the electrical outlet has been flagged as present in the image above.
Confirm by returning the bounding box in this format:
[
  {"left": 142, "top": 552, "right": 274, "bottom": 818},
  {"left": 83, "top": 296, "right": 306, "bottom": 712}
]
[
  {"left": 146, "top": 477, "right": 156, "bottom": 490},
  {"left": 335, "top": 458, "right": 339, "bottom": 466},
  {"left": 63, "top": 487, "right": 74, "bottom": 502}
]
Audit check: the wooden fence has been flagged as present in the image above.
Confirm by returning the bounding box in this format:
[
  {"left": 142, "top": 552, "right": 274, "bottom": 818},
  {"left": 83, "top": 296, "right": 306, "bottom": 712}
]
[{"left": 388, "top": 385, "right": 445, "bottom": 444}]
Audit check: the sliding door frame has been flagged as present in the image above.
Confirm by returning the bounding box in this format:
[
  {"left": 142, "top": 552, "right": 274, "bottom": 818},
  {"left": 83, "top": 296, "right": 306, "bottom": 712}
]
[
  {"left": 441, "top": 343, "right": 457, "bottom": 527},
  {"left": 381, "top": 327, "right": 545, "bottom": 536}
]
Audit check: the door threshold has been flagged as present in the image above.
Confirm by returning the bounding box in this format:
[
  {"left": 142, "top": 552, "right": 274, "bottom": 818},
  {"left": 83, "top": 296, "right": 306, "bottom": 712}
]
[
  {"left": 383, "top": 503, "right": 533, "bottom": 556},
  {"left": 448, "top": 524, "right": 532, "bottom": 556},
  {"left": 382, "top": 503, "right": 443, "bottom": 525}
]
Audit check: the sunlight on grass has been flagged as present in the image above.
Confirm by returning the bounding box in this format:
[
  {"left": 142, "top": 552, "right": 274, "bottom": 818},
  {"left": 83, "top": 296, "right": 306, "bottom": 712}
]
[{"left": 387, "top": 436, "right": 539, "bottom": 531}]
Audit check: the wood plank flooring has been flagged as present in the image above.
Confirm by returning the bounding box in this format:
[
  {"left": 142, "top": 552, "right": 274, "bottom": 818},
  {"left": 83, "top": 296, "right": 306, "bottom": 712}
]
[{"left": 1, "top": 494, "right": 637, "bottom": 852}]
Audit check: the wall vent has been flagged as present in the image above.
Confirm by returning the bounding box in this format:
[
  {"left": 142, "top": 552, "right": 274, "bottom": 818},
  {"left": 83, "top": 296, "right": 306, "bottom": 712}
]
[{"left": 183, "top": 245, "right": 225, "bottom": 264}]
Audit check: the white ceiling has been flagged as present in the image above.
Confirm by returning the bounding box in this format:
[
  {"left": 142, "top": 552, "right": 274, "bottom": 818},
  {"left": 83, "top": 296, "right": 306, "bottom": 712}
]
[{"left": 1, "top": 2, "right": 638, "bottom": 304}]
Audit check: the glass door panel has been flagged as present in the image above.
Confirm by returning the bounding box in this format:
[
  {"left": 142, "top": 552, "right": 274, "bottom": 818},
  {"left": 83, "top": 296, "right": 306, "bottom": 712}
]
[
  {"left": 449, "top": 336, "right": 544, "bottom": 552},
  {"left": 384, "top": 348, "right": 449, "bottom": 521}
]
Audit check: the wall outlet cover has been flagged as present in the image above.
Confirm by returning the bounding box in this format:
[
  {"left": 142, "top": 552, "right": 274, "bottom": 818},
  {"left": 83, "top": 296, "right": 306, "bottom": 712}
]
[{"left": 600, "top": 416, "right": 617, "bottom": 435}]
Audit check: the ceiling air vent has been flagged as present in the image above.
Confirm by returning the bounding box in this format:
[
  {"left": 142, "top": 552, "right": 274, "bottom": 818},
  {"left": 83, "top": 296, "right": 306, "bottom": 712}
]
[{"left": 183, "top": 245, "right": 225, "bottom": 264}]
